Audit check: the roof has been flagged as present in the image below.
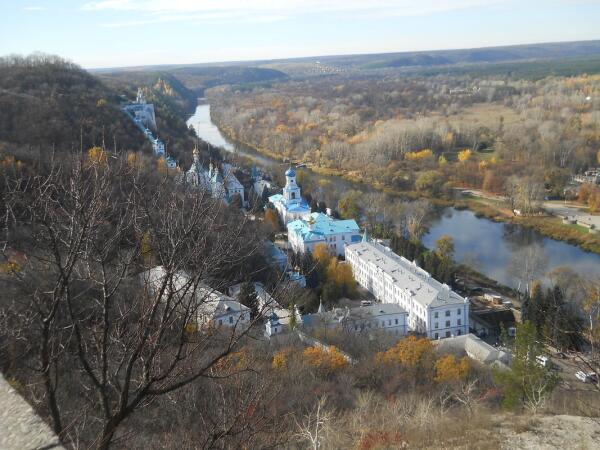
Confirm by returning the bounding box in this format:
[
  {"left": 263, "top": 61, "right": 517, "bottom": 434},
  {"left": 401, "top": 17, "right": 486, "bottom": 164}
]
[
  {"left": 140, "top": 266, "right": 248, "bottom": 320},
  {"left": 222, "top": 164, "right": 243, "bottom": 191},
  {"left": 288, "top": 212, "right": 360, "bottom": 242},
  {"left": 285, "top": 167, "right": 296, "bottom": 177},
  {"left": 346, "top": 241, "right": 466, "bottom": 309},
  {"left": 268, "top": 193, "right": 284, "bottom": 204},
  {"left": 303, "top": 303, "right": 407, "bottom": 328},
  {"left": 435, "top": 334, "right": 512, "bottom": 367}
]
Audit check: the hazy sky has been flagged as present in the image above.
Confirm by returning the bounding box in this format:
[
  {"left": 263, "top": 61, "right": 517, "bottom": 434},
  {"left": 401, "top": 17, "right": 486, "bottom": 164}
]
[{"left": 2, "top": 0, "right": 600, "bottom": 68}]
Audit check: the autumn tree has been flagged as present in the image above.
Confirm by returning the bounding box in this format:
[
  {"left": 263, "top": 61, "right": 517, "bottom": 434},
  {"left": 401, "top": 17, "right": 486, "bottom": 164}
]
[
  {"left": 264, "top": 207, "right": 280, "bottom": 231},
  {"left": 435, "top": 354, "right": 470, "bottom": 384},
  {"left": 303, "top": 346, "right": 348, "bottom": 374},
  {"left": 457, "top": 149, "right": 472, "bottom": 163},
  {"left": 338, "top": 190, "right": 362, "bottom": 222},
  {"left": 375, "top": 336, "right": 434, "bottom": 368}
]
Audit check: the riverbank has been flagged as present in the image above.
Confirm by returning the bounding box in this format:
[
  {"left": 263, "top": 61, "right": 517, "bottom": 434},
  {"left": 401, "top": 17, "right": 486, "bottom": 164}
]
[
  {"left": 457, "top": 195, "right": 600, "bottom": 255},
  {"left": 213, "top": 117, "right": 600, "bottom": 256}
]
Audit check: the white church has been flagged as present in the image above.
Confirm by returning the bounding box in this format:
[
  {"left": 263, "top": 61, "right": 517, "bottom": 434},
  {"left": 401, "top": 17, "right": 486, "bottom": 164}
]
[
  {"left": 268, "top": 166, "right": 311, "bottom": 225},
  {"left": 185, "top": 147, "right": 244, "bottom": 202}
]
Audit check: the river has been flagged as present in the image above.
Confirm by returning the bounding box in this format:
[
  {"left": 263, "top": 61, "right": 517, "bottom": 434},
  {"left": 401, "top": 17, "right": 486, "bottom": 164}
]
[{"left": 188, "top": 103, "right": 600, "bottom": 289}]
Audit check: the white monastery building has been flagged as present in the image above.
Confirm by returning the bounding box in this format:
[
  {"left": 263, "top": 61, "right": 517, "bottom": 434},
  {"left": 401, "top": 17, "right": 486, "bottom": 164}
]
[
  {"left": 141, "top": 266, "right": 250, "bottom": 331},
  {"left": 268, "top": 166, "right": 311, "bottom": 225},
  {"left": 345, "top": 241, "right": 469, "bottom": 339},
  {"left": 302, "top": 303, "right": 408, "bottom": 336},
  {"left": 185, "top": 148, "right": 244, "bottom": 202},
  {"left": 288, "top": 212, "right": 361, "bottom": 257}
]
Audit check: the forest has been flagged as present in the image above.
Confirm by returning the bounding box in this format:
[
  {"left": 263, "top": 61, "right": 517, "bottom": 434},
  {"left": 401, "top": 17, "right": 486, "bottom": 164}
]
[{"left": 207, "top": 68, "right": 600, "bottom": 212}]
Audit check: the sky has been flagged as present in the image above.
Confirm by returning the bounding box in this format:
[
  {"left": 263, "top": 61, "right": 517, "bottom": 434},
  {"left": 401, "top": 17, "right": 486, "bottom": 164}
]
[{"left": 2, "top": 0, "right": 600, "bottom": 69}]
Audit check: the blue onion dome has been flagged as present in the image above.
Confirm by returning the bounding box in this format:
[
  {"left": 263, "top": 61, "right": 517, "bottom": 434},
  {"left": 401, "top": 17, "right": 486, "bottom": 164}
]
[{"left": 285, "top": 167, "right": 296, "bottom": 177}]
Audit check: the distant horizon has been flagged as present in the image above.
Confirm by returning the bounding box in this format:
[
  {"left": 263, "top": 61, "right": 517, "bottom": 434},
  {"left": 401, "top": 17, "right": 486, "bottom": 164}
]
[
  {"left": 85, "top": 37, "right": 600, "bottom": 71},
  {"left": 3, "top": 0, "right": 600, "bottom": 69}
]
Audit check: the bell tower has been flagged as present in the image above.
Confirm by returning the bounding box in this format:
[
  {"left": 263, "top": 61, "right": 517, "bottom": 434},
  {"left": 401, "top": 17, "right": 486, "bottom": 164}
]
[{"left": 283, "top": 165, "right": 301, "bottom": 205}]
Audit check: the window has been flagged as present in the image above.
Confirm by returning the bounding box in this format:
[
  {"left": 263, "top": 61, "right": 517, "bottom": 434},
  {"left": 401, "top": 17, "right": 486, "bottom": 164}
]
[
  {"left": 342, "top": 235, "right": 345, "bottom": 240},
  {"left": 457, "top": 309, "right": 461, "bottom": 315},
  {"left": 434, "top": 333, "right": 439, "bottom": 339},
  {"left": 388, "top": 320, "right": 391, "bottom": 326},
  {"left": 395, "top": 318, "right": 398, "bottom": 325},
  {"left": 434, "top": 312, "right": 438, "bottom": 319},
  {"left": 457, "top": 330, "right": 461, "bottom": 336},
  {"left": 434, "top": 322, "right": 439, "bottom": 329},
  {"left": 291, "top": 192, "right": 296, "bottom": 199},
  {"left": 445, "top": 310, "right": 451, "bottom": 317},
  {"left": 445, "top": 320, "right": 450, "bottom": 327},
  {"left": 457, "top": 319, "right": 461, "bottom": 326},
  {"left": 446, "top": 331, "right": 451, "bottom": 338},
  {"left": 229, "top": 316, "right": 233, "bottom": 324}
]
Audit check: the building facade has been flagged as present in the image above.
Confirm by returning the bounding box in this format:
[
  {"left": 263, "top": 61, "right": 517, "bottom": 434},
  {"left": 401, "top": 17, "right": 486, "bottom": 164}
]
[
  {"left": 287, "top": 212, "right": 361, "bottom": 257},
  {"left": 345, "top": 241, "right": 469, "bottom": 339},
  {"left": 184, "top": 149, "right": 244, "bottom": 202},
  {"left": 302, "top": 303, "right": 408, "bottom": 337},
  {"left": 268, "top": 167, "right": 311, "bottom": 225},
  {"left": 141, "top": 266, "right": 250, "bottom": 331}
]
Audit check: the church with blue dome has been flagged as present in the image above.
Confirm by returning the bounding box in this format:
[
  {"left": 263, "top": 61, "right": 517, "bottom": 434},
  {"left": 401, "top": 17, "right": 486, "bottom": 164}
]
[{"left": 268, "top": 166, "right": 311, "bottom": 225}]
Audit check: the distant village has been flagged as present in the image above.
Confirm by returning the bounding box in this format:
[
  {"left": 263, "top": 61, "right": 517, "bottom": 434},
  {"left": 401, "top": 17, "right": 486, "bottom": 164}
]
[{"left": 121, "top": 90, "right": 515, "bottom": 368}]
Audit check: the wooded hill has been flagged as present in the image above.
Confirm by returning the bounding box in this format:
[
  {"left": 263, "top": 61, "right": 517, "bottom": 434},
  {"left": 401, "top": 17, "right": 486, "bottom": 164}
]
[
  {"left": 0, "top": 54, "right": 200, "bottom": 163},
  {"left": 0, "top": 54, "right": 145, "bottom": 153}
]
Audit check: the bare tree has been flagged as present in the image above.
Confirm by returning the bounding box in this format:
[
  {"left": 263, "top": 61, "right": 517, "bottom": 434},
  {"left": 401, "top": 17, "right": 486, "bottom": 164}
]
[
  {"left": 1, "top": 154, "right": 267, "bottom": 448},
  {"left": 295, "top": 397, "right": 332, "bottom": 450}
]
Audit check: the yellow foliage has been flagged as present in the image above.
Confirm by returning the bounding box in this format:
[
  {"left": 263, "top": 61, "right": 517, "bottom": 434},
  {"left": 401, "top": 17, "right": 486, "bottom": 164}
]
[
  {"left": 185, "top": 322, "right": 198, "bottom": 335},
  {"left": 406, "top": 149, "right": 434, "bottom": 161},
  {"left": 0, "top": 260, "right": 21, "bottom": 275},
  {"left": 326, "top": 258, "right": 356, "bottom": 295},
  {"left": 438, "top": 155, "right": 448, "bottom": 167},
  {"left": 490, "top": 156, "right": 498, "bottom": 164},
  {"left": 96, "top": 98, "right": 108, "bottom": 107},
  {"left": 88, "top": 146, "right": 108, "bottom": 166},
  {"left": 434, "top": 354, "right": 470, "bottom": 383},
  {"left": 156, "top": 157, "right": 168, "bottom": 174},
  {"left": 313, "top": 243, "right": 332, "bottom": 266},
  {"left": 275, "top": 124, "right": 288, "bottom": 134},
  {"left": 478, "top": 160, "right": 488, "bottom": 171},
  {"left": 443, "top": 132, "right": 455, "bottom": 147},
  {"left": 458, "top": 149, "right": 472, "bottom": 163},
  {"left": 127, "top": 151, "right": 141, "bottom": 168},
  {"left": 375, "top": 336, "right": 434, "bottom": 367},
  {"left": 303, "top": 345, "right": 348, "bottom": 372},
  {"left": 272, "top": 348, "right": 293, "bottom": 370},
  {"left": 264, "top": 208, "right": 280, "bottom": 231}
]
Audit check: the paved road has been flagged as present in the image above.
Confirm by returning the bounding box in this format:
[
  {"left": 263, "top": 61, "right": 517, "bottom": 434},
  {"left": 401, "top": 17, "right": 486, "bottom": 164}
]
[
  {"left": 461, "top": 188, "right": 600, "bottom": 229},
  {"left": 543, "top": 201, "right": 600, "bottom": 229}
]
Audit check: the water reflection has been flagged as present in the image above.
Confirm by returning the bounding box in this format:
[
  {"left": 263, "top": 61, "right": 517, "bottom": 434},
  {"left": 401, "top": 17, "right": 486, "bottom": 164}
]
[{"left": 423, "top": 208, "right": 600, "bottom": 289}]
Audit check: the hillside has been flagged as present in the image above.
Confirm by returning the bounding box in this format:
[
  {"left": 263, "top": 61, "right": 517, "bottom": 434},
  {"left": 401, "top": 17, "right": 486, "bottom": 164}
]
[
  {"left": 258, "top": 40, "right": 600, "bottom": 77},
  {"left": 0, "top": 55, "right": 202, "bottom": 165},
  {"left": 97, "top": 65, "right": 288, "bottom": 97},
  {"left": 0, "top": 55, "right": 145, "bottom": 153}
]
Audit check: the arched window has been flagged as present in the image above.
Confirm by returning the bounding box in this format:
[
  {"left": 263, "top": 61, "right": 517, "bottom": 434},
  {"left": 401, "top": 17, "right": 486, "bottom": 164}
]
[{"left": 291, "top": 192, "right": 296, "bottom": 199}]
